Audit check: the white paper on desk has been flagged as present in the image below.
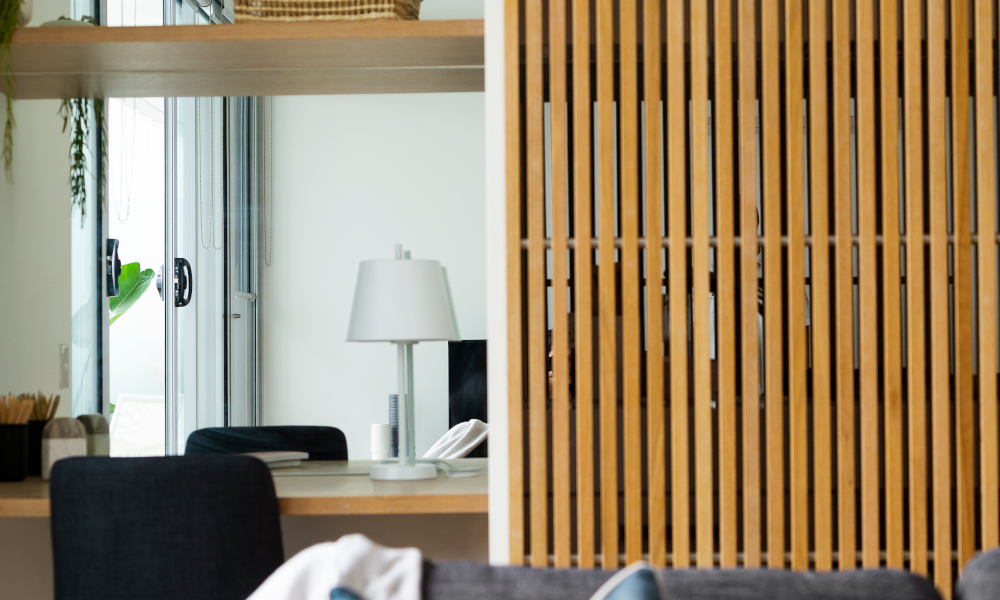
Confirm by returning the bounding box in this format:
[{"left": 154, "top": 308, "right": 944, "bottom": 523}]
[{"left": 248, "top": 534, "right": 422, "bottom": 600}]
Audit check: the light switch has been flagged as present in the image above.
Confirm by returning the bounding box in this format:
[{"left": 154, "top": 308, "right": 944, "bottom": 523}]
[{"left": 60, "top": 344, "right": 70, "bottom": 389}]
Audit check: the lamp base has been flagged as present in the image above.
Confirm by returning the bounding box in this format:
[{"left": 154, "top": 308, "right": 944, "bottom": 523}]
[{"left": 370, "top": 462, "right": 438, "bottom": 481}]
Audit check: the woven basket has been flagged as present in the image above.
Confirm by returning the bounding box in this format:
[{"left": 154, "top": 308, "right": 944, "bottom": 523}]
[{"left": 235, "top": 0, "right": 420, "bottom": 22}]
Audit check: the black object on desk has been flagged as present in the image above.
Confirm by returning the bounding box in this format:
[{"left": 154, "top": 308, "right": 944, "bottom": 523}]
[{"left": 449, "top": 340, "right": 487, "bottom": 458}]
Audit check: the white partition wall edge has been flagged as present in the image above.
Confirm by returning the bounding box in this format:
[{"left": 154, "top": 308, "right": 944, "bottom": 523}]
[{"left": 485, "top": 0, "right": 508, "bottom": 566}]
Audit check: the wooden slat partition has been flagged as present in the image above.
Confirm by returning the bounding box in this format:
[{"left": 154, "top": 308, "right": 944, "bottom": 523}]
[
  {"left": 808, "top": 0, "right": 833, "bottom": 573},
  {"left": 504, "top": 2, "right": 1000, "bottom": 596},
  {"left": 666, "top": 0, "right": 689, "bottom": 570},
  {"left": 761, "top": 0, "right": 784, "bottom": 570},
  {"left": 902, "top": 0, "right": 928, "bottom": 577},
  {"left": 690, "top": 0, "right": 713, "bottom": 570},
  {"left": 714, "top": 0, "right": 737, "bottom": 570},
  {"left": 644, "top": 0, "right": 667, "bottom": 570},
  {"left": 571, "top": 0, "right": 596, "bottom": 571},
  {"left": 523, "top": 0, "right": 547, "bottom": 570},
  {"left": 855, "top": 0, "right": 880, "bottom": 570},
  {"left": 879, "top": 0, "right": 904, "bottom": 571},
  {"left": 975, "top": 0, "right": 999, "bottom": 553},
  {"left": 737, "top": 0, "right": 762, "bottom": 569},
  {"left": 596, "top": 0, "right": 618, "bottom": 571},
  {"left": 548, "top": 0, "right": 571, "bottom": 570},
  {"left": 619, "top": 0, "right": 643, "bottom": 568}
]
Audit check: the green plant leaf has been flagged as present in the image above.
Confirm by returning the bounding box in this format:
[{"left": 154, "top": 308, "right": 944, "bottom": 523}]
[{"left": 109, "top": 262, "right": 154, "bottom": 325}]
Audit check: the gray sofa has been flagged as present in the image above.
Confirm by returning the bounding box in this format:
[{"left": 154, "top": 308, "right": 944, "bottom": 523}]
[
  {"left": 957, "top": 547, "right": 1000, "bottom": 600},
  {"left": 423, "top": 561, "right": 943, "bottom": 600}
]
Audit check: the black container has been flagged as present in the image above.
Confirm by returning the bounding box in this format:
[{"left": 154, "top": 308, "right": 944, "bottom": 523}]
[
  {"left": 0, "top": 424, "right": 28, "bottom": 482},
  {"left": 27, "top": 420, "right": 47, "bottom": 476}
]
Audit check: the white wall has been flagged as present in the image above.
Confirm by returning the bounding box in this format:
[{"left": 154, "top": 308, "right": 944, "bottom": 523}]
[
  {"left": 0, "top": 0, "right": 73, "bottom": 415},
  {"left": 262, "top": 90, "right": 486, "bottom": 458}
]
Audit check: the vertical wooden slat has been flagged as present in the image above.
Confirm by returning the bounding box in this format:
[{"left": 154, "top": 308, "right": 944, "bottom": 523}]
[
  {"left": 950, "top": 0, "right": 977, "bottom": 575},
  {"left": 715, "top": 0, "right": 739, "bottom": 569},
  {"left": 902, "top": 0, "right": 928, "bottom": 576},
  {"left": 855, "top": 0, "right": 880, "bottom": 570},
  {"left": 738, "top": 0, "right": 762, "bottom": 568},
  {"left": 808, "top": 0, "right": 833, "bottom": 573},
  {"left": 549, "top": 0, "right": 571, "bottom": 570},
  {"left": 596, "top": 0, "right": 619, "bottom": 571},
  {"left": 832, "top": 0, "right": 856, "bottom": 571},
  {"left": 667, "top": 0, "right": 690, "bottom": 569},
  {"left": 761, "top": 0, "right": 784, "bottom": 570},
  {"left": 691, "top": 0, "right": 713, "bottom": 569},
  {"left": 572, "top": 0, "right": 596, "bottom": 570},
  {"left": 525, "top": 0, "right": 548, "bottom": 569},
  {"left": 975, "top": 0, "right": 999, "bottom": 553},
  {"left": 879, "top": 0, "right": 905, "bottom": 571},
  {"left": 505, "top": 0, "right": 524, "bottom": 567},
  {"left": 927, "top": 0, "right": 952, "bottom": 592},
  {"left": 644, "top": 0, "right": 667, "bottom": 569},
  {"left": 619, "top": 0, "right": 643, "bottom": 567},
  {"left": 784, "top": 0, "right": 808, "bottom": 571}
]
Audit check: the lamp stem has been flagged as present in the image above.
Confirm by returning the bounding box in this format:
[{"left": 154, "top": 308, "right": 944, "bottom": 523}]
[{"left": 397, "top": 341, "right": 409, "bottom": 466}]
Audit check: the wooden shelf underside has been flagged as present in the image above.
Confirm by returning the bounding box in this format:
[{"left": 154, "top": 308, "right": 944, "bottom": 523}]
[{"left": 6, "top": 19, "right": 484, "bottom": 99}]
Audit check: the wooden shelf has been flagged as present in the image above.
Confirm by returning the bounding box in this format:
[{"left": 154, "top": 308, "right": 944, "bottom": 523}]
[{"left": 6, "top": 19, "right": 484, "bottom": 99}]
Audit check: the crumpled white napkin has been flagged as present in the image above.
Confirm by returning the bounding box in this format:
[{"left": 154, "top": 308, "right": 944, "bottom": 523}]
[
  {"left": 248, "top": 534, "right": 422, "bottom": 600},
  {"left": 422, "top": 419, "right": 488, "bottom": 459}
]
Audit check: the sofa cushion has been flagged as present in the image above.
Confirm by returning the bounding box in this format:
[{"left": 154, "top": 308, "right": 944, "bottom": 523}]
[
  {"left": 422, "top": 562, "right": 942, "bottom": 600},
  {"left": 957, "top": 548, "right": 1000, "bottom": 600}
]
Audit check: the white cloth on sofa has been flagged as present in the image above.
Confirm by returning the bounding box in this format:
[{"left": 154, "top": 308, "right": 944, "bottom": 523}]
[
  {"left": 248, "top": 534, "right": 422, "bottom": 600},
  {"left": 422, "top": 419, "right": 488, "bottom": 459}
]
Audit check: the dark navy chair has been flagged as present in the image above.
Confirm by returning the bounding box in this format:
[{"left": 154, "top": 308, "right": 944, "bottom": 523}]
[
  {"left": 50, "top": 455, "right": 284, "bottom": 600},
  {"left": 184, "top": 425, "right": 348, "bottom": 460}
]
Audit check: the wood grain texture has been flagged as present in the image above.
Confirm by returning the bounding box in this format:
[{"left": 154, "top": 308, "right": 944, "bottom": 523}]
[
  {"left": 902, "top": 0, "right": 928, "bottom": 576},
  {"left": 597, "top": 0, "right": 619, "bottom": 570},
  {"left": 855, "top": 0, "right": 880, "bottom": 570},
  {"left": 548, "top": 0, "right": 571, "bottom": 570},
  {"left": 644, "top": 0, "right": 668, "bottom": 570},
  {"left": 738, "top": 0, "right": 762, "bottom": 568},
  {"left": 619, "top": 0, "right": 643, "bottom": 568},
  {"left": 761, "top": 0, "right": 784, "bottom": 570},
  {"left": 784, "top": 0, "right": 808, "bottom": 571},
  {"left": 927, "top": 0, "right": 952, "bottom": 592},
  {"left": 525, "top": 0, "right": 548, "bottom": 568},
  {"left": 950, "top": 0, "right": 977, "bottom": 575},
  {"left": 690, "top": 0, "right": 713, "bottom": 569},
  {"left": 572, "top": 0, "right": 596, "bottom": 570},
  {"left": 6, "top": 20, "right": 485, "bottom": 98},
  {"left": 879, "top": 0, "right": 904, "bottom": 571},
  {"left": 832, "top": 0, "right": 856, "bottom": 570},
  {"left": 0, "top": 460, "right": 490, "bottom": 518},
  {"left": 715, "top": 0, "right": 738, "bottom": 569},
  {"left": 505, "top": 0, "right": 524, "bottom": 567},
  {"left": 667, "top": 0, "right": 690, "bottom": 569},
  {"left": 809, "top": 0, "right": 833, "bottom": 572},
  {"left": 975, "top": 0, "right": 999, "bottom": 553}
]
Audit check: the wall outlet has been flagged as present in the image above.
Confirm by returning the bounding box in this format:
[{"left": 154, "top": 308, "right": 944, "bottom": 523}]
[{"left": 60, "top": 345, "right": 70, "bottom": 389}]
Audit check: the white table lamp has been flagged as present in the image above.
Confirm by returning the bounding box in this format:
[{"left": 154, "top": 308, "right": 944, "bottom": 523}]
[{"left": 347, "top": 246, "right": 459, "bottom": 480}]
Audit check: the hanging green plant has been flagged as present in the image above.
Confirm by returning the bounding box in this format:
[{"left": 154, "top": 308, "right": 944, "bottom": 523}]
[
  {"left": 0, "top": 0, "right": 23, "bottom": 182},
  {"left": 59, "top": 97, "right": 107, "bottom": 223}
]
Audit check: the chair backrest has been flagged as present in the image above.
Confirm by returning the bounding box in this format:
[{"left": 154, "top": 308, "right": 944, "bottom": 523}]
[
  {"left": 50, "top": 456, "right": 284, "bottom": 600},
  {"left": 185, "top": 426, "right": 348, "bottom": 460},
  {"left": 108, "top": 394, "right": 164, "bottom": 457}
]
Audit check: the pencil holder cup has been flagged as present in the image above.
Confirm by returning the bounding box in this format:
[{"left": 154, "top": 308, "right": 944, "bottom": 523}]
[
  {"left": 0, "top": 424, "right": 29, "bottom": 481},
  {"left": 27, "top": 420, "right": 48, "bottom": 475}
]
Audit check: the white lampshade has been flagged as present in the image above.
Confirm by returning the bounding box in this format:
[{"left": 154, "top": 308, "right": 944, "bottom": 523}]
[{"left": 347, "top": 259, "right": 460, "bottom": 343}]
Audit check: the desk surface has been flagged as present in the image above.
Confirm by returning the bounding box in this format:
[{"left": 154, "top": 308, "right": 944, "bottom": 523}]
[{"left": 0, "top": 459, "right": 488, "bottom": 518}]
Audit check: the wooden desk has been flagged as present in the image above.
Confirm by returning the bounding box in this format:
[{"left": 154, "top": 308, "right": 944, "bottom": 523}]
[{"left": 0, "top": 458, "right": 487, "bottom": 518}]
